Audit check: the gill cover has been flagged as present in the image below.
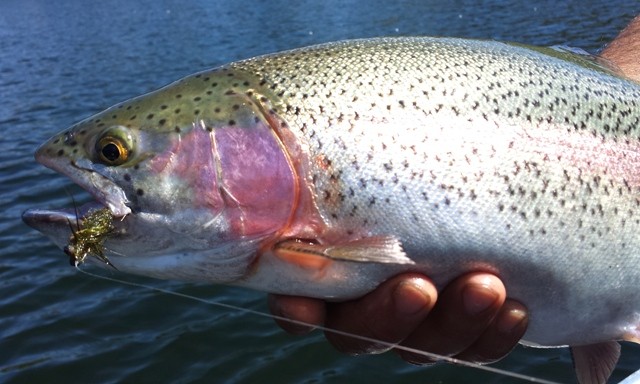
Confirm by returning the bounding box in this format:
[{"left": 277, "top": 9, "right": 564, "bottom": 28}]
[{"left": 148, "top": 94, "right": 298, "bottom": 239}]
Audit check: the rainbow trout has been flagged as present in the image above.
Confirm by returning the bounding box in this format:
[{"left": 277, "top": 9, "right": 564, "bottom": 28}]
[{"left": 23, "top": 37, "right": 640, "bottom": 383}]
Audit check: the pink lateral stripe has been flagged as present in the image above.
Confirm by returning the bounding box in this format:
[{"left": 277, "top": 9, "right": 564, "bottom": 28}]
[{"left": 519, "top": 123, "right": 640, "bottom": 190}]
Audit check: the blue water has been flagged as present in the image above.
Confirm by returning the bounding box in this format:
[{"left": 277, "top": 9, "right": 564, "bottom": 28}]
[{"left": 2, "top": 0, "right": 640, "bottom": 383}]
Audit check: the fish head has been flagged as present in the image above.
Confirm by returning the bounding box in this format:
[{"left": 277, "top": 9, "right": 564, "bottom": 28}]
[{"left": 24, "top": 69, "right": 299, "bottom": 282}]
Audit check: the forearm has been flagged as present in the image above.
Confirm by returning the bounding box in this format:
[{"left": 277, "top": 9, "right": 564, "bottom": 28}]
[{"left": 601, "top": 15, "right": 640, "bottom": 82}]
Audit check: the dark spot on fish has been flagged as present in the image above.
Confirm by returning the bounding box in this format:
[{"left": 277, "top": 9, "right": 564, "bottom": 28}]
[
  {"left": 136, "top": 189, "right": 144, "bottom": 196},
  {"left": 57, "top": 149, "right": 64, "bottom": 156},
  {"left": 214, "top": 108, "right": 221, "bottom": 113},
  {"left": 124, "top": 174, "right": 131, "bottom": 182},
  {"left": 194, "top": 96, "right": 201, "bottom": 102},
  {"left": 228, "top": 120, "right": 236, "bottom": 126},
  {"left": 174, "top": 126, "right": 181, "bottom": 133},
  {"left": 232, "top": 104, "right": 240, "bottom": 110},
  {"left": 211, "top": 82, "right": 218, "bottom": 87},
  {"left": 129, "top": 115, "right": 137, "bottom": 121},
  {"left": 160, "top": 105, "right": 168, "bottom": 110},
  {"left": 194, "top": 109, "right": 200, "bottom": 115},
  {"left": 53, "top": 138, "right": 60, "bottom": 144},
  {"left": 176, "top": 94, "right": 182, "bottom": 99},
  {"left": 147, "top": 114, "right": 154, "bottom": 120}
]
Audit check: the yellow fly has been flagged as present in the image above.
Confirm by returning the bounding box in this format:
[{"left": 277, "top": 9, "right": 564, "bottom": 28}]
[{"left": 64, "top": 207, "right": 116, "bottom": 269}]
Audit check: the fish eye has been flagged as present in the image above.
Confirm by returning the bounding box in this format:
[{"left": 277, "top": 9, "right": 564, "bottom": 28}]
[{"left": 95, "top": 126, "right": 134, "bottom": 166}]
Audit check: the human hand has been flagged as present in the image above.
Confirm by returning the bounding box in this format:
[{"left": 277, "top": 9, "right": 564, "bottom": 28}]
[{"left": 267, "top": 272, "right": 528, "bottom": 364}]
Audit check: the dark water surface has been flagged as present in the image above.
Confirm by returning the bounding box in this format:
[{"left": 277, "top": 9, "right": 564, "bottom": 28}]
[{"left": 2, "top": 1, "right": 640, "bottom": 383}]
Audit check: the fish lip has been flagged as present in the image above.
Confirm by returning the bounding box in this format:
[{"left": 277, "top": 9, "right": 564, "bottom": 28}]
[
  {"left": 22, "top": 203, "right": 101, "bottom": 231},
  {"left": 22, "top": 208, "right": 76, "bottom": 229},
  {"left": 22, "top": 202, "right": 109, "bottom": 249},
  {"left": 35, "top": 147, "right": 132, "bottom": 218},
  {"left": 22, "top": 208, "right": 74, "bottom": 249}
]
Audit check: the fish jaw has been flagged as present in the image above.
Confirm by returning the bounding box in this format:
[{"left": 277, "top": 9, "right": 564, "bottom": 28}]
[
  {"left": 22, "top": 208, "right": 82, "bottom": 250},
  {"left": 21, "top": 206, "right": 263, "bottom": 282},
  {"left": 35, "top": 144, "right": 131, "bottom": 217}
]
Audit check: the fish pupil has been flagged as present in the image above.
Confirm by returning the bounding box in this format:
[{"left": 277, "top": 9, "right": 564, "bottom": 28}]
[{"left": 102, "top": 143, "right": 121, "bottom": 161}]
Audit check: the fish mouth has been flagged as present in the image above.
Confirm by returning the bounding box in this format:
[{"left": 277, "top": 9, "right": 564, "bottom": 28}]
[
  {"left": 22, "top": 203, "right": 104, "bottom": 248},
  {"left": 23, "top": 144, "right": 132, "bottom": 243},
  {"left": 34, "top": 145, "right": 132, "bottom": 218}
]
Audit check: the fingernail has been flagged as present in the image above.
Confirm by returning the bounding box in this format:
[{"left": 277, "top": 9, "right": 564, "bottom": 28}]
[
  {"left": 393, "top": 279, "right": 432, "bottom": 316},
  {"left": 497, "top": 308, "right": 527, "bottom": 334},
  {"left": 462, "top": 284, "right": 499, "bottom": 316}
]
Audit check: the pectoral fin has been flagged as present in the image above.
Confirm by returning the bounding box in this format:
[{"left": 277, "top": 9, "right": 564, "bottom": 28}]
[
  {"left": 274, "top": 236, "right": 414, "bottom": 266},
  {"left": 571, "top": 341, "right": 621, "bottom": 384}
]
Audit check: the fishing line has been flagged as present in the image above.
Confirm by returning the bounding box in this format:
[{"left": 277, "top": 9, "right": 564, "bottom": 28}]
[{"left": 76, "top": 266, "right": 561, "bottom": 384}]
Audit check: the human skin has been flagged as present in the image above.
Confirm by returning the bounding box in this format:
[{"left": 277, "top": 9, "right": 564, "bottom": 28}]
[
  {"left": 268, "top": 16, "right": 640, "bottom": 363},
  {"left": 601, "top": 15, "right": 640, "bottom": 82},
  {"left": 268, "top": 272, "right": 528, "bottom": 364}
]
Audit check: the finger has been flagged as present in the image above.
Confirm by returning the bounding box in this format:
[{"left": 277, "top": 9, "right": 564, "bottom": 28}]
[
  {"left": 455, "top": 299, "right": 528, "bottom": 364},
  {"left": 324, "top": 273, "right": 438, "bottom": 355},
  {"left": 267, "top": 294, "right": 326, "bottom": 335},
  {"left": 396, "top": 273, "right": 506, "bottom": 364}
]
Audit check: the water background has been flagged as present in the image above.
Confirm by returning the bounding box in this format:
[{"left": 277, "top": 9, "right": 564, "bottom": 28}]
[{"left": 2, "top": 1, "right": 640, "bottom": 383}]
